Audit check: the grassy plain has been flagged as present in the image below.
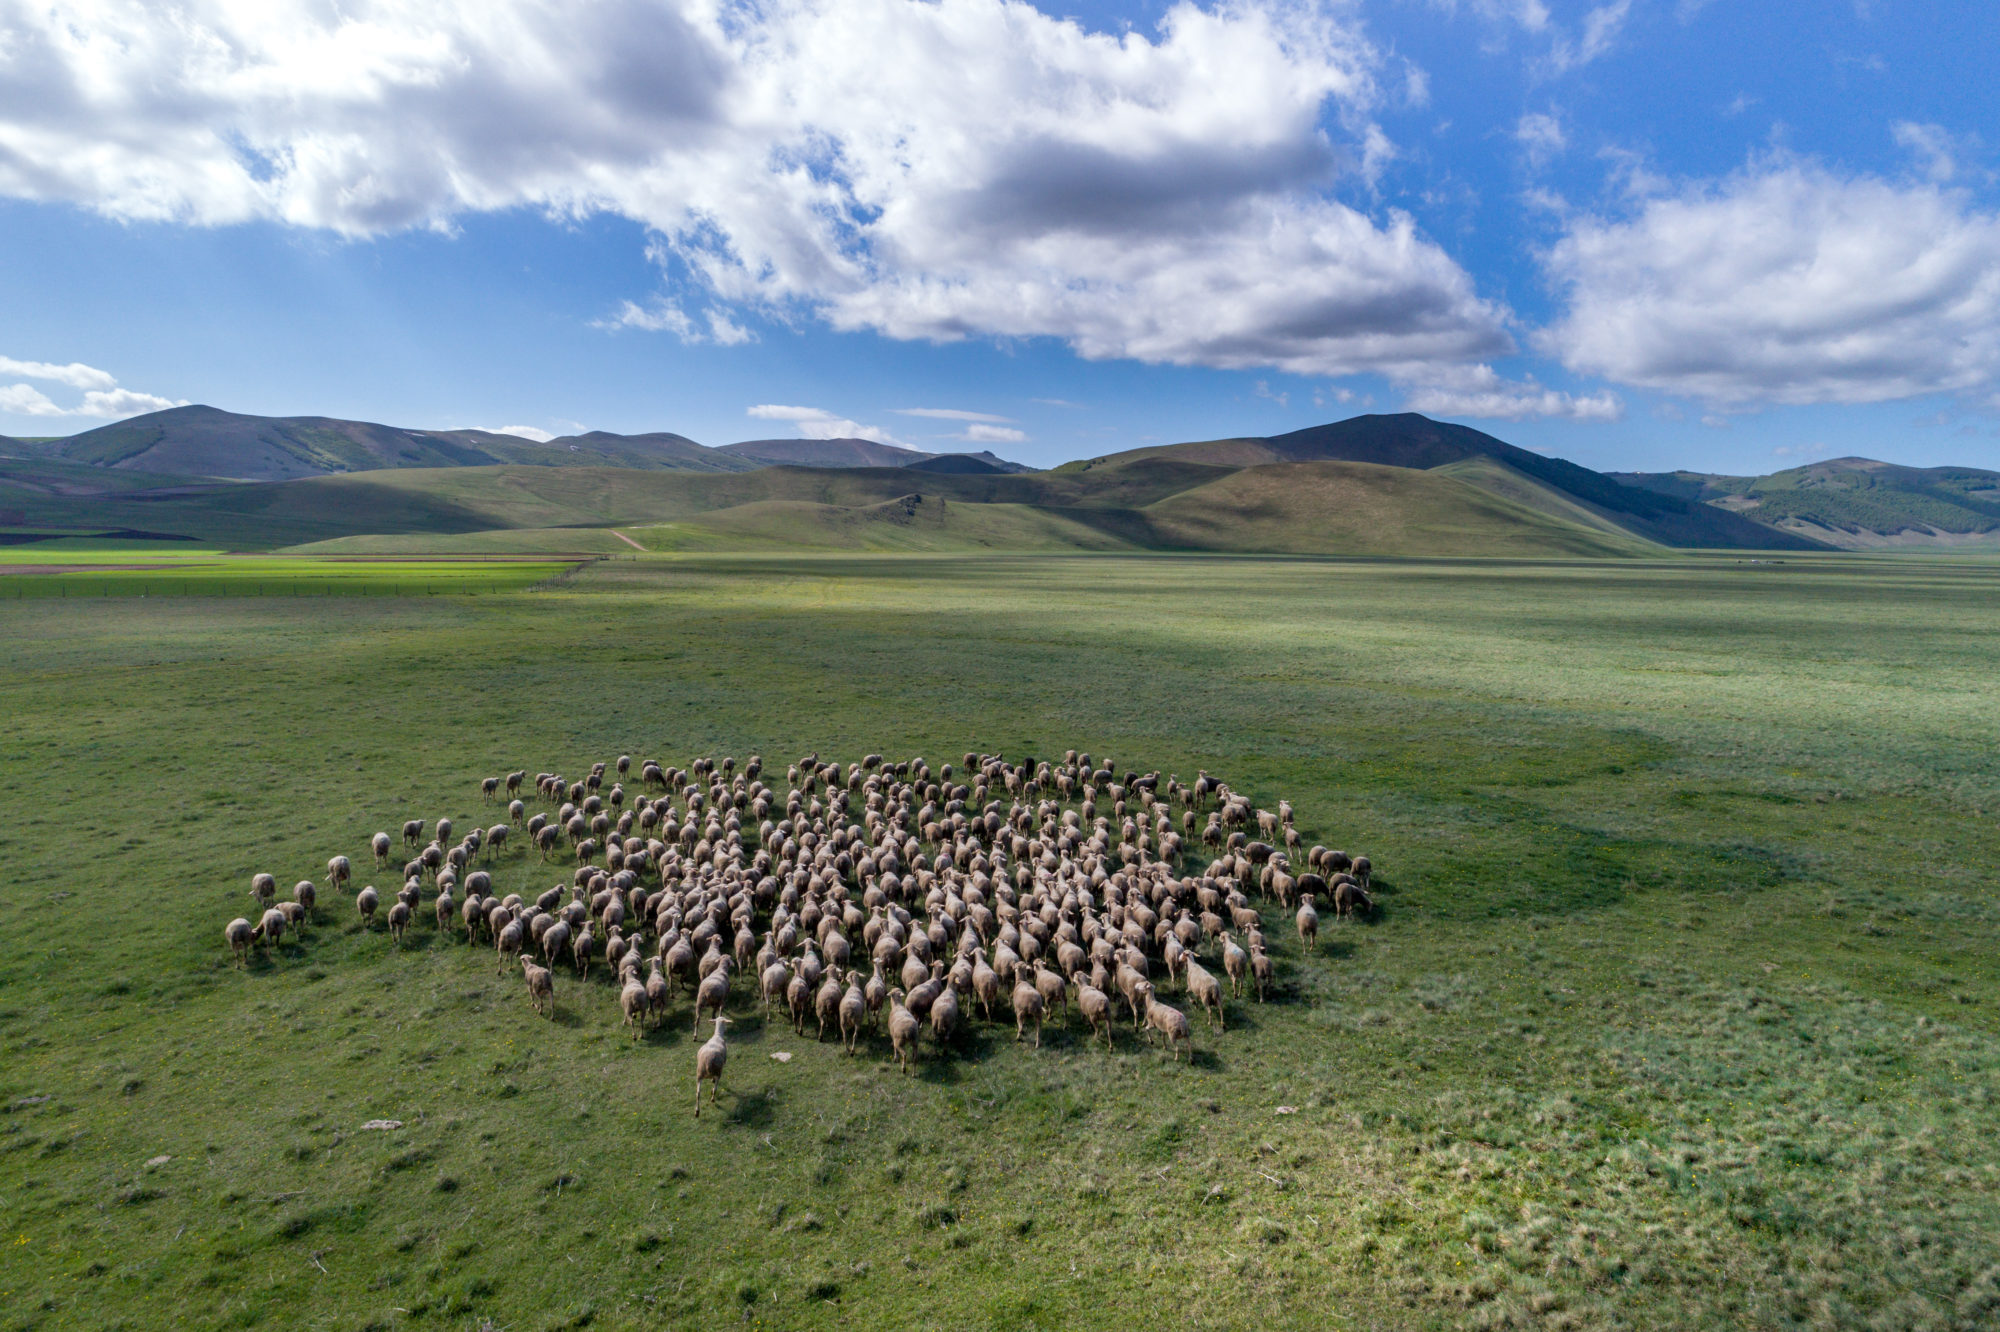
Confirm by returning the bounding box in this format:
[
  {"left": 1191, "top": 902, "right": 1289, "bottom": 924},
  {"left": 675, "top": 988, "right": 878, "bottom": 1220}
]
[
  {"left": 0, "top": 550, "right": 578, "bottom": 599},
  {"left": 1, "top": 551, "right": 1998, "bottom": 1331}
]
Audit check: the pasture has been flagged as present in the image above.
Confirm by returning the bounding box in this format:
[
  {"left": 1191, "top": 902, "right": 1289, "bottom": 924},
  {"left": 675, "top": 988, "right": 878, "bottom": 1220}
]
[
  {"left": 0, "top": 546, "right": 582, "bottom": 599},
  {"left": 1, "top": 551, "right": 1997, "bottom": 1331}
]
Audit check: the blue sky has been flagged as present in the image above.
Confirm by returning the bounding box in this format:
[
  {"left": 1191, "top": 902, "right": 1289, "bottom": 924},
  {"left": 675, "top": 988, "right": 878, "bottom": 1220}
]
[{"left": 2, "top": 0, "right": 1997, "bottom": 474}]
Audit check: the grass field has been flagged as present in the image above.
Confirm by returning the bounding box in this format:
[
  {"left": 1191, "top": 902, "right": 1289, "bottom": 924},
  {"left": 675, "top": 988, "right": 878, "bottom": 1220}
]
[
  {"left": 0, "top": 549, "right": 582, "bottom": 598},
  {"left": 2, "top": 551, "right": 1998, "bottom": 1330}
]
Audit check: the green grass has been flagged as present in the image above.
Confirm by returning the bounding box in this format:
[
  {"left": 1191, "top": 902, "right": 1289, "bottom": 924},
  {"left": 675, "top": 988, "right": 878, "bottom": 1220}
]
[
  {"left": 0, "top": 549, "right": 579, "bottom": 598},
  {"left": 2, "top": 551, "right": 1999, "bottom": 1330}
]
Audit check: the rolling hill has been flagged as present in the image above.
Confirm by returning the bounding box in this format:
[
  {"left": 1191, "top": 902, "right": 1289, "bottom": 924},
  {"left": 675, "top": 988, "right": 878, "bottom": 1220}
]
[
  {"left": 4, "top": 406, "right": 1893, "bottom": 557},
  {"left": 4, "top": 406, "right": 1030, "bottom": 481},
  {"left": 1613, "top": 457, "right": 2000, "bottom": 548},
  {"left": 1067, "top": 413, "right": 1821, "bottom": 551}
]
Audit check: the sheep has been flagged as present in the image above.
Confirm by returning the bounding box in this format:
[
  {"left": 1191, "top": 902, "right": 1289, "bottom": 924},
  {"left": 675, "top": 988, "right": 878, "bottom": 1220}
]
[
  {"left": 694, "top": 1015, "right": 731, "bottom": 1116},
  {"left": 521, "top": 955, "right": 554, "bottom": 1016},
  {"left": 839, "top": 971, "right": 868, "bottom": 1053},
  {"left": 1133, "top": 981, "right": 1190, "bottom": 1061},
  {"left": 224, "top": 917, "right": 254, "bottom": 965},
  {"left": 482, "top": 776, "right": 500, "bottom": 801},
  {"left": 1221, "top": 932, "right": 1249, "bottom": 996},
  {"left": 1011, "top": 978, "right": 1044, "bottom": 1047},
  {"left": 1295, "top": 893, "right": 1319, "bottom": 952},
  {"left": 258, "top": 906, "right": 287, "bottom": 952},
  {"left": 387, "top": 899, "right": 411, "bottom": 943},
  {"left": 292, "top": 879, "right": 317, "bottom": 917},
  {"left": 694, "top": 957, "right": 732, "bottom": 1034},
  {"left": 646, "top": 957, "right": 671, "bottom": 1025},
  {"left": 1033, "top": 961, "right": 1068, "bottom": 1023},
  {"left": 972, "top": 954, "right": 1002, "bottom": 1021},
  {"left": 1334, "top": 879, "right": 1373, "bottom": 919},
  {"left": 327, "top": 856, "right": 351, "bottom": 893},
  {"left": 814, "top": 970, "right": 843, "bottom": 1041},
  {"left": 402, "top": 819, "right": 423, "bottom": 848},
  {"left": 620, "top": 975, "right": 649, "bottom": 1036},
  {"left": 929, "top": 982, "right": 962, "bottom": 1049},
  {"left": 1073, "top": 971, "right": 1114, "bottom": 1049},
  {"left": 355, "top": 884, "right": 379, "bottom": 928},
  {"left": 495, "top": 918, "right": 525, "bottom": 975},
  {"left": 1182, "top": 953, "right": 1226, "bottom": 1030},
  {"left": 887, "top": 989, "right": 920, "bottom": 1073},
  {"left": 1248, "top": 945, "right": 1273, "bottom": 1002},
  {"left": 250, "top": 873, "right": 277, "bottom": 908}
]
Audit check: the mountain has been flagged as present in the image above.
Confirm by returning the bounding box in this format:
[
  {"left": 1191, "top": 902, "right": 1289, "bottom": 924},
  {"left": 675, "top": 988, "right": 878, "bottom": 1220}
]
[
  {"left": 1067, "top": 413, "right": 1822, "bottom": 551},
  {"left": 716, "top": 437, "right": 936, "bottom": 468},
  {"left": 36, "top": 405, "right": 742, "bottom": 481},
  {"left": 1612, "top": 457, "right": 2000, "bottom": 548},
  {"left": 22, "top": 406, "right": 1031, "bottom": 481},
  {"left": 2, "top": 446, "right": 1652, "bottom": 559},
  {"left": 717, "top": 438, "right": 1034, "bottom": 472}
]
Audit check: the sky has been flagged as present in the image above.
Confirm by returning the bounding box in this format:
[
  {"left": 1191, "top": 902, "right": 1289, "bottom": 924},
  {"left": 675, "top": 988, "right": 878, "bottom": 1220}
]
[{"left": 2, "top": 0, "right": 1998, "bottom": 474}]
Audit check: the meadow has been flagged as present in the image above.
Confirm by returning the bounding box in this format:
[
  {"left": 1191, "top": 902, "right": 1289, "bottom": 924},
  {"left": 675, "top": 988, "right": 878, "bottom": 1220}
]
[
  {"left": 0, "top": 547, "right": 582, "bottom": 599},
  {"left": 1, "top": 550, "right": 1997, "bottom": 1331}
]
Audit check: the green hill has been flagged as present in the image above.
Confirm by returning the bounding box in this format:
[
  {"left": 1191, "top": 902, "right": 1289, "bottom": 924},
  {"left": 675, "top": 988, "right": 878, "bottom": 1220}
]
[
  {"left": 23, "top": 407, "right": 1033, "bottom": 482},
  {"left": 1068, "top": 413, "right": 1820, "bottom": 551},
  {"left": 1613, "top": 457, "right": 2000, "bottom": 548}
]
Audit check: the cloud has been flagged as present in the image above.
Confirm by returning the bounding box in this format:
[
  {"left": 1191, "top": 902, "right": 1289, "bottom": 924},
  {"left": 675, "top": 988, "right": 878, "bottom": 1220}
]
[
  {"left": 483, "top": 425, "right": 556, "bottom": 442},
  {"left": 75, "top": 388, "right": 184, "bottom": 417},
  {"left": 0, "top": 355, "right": 184, "bottom": 420},
  {"left": 0, "top": 356, "right": 118, "bottom": 391},
  {"left": 746, "top": 404, "right": 903, "bottom": 445},
  {"left": 0, "top": 0, "right": 1514, "bottom": 380},
  {"left": 894, "top": 408, "right": 1015, "bottom": 423},
  {"left": 597, "top": 298, "right": 754, "bottom": 345},
  {"left": 1538, "top": 162, "right": 2000, "bottom": 406},
  {"left": 1398, "top": 364, "right": 1623, "bottom": 421},
  {"left": 1514, "top": 112, "right": 1566, "bottom": 170},
  {"left": 1548, "top": 0, "right": 1632, "bottom": 73},
  {"left": 1891, "top": 121, "right": 1973, "bottom": 184},
  {"left": 1030, "top": 398, "right": 1083, "bottom": 408},
  {"left": 962, "top": 423, "right": 1026, "bottom": 443},
  {"left": 0, "top": 383, "right": 65, "bottom": 416},
  {"left": 1771, "top": 441, "right": 1832, "bottom": 460},
  {"left": 1430, "top": 0, "right": 1550, "bottom": 32}
]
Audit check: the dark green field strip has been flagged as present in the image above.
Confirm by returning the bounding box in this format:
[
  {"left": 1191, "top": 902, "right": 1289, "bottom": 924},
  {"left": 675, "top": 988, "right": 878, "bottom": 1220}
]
[{"left": 0, "top": 558, "right": 577, "bottom": 598}]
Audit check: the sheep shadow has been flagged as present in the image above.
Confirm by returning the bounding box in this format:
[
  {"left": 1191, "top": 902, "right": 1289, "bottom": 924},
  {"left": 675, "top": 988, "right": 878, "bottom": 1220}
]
[{"left": 723, "top": 1087, "right": 779, "bottom": 1128}]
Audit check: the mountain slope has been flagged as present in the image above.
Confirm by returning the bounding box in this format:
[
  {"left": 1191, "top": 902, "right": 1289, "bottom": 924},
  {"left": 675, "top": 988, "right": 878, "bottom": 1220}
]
[
  {"left": 35, "top": 407, "right": 1028, "bottom": 481},
  {"left": 1135, "top": 459, "right": 1659, "bottom": 558},
  {"left": 1613, "top": 458, "right": 2000, "bottom": 548},
  {"left": 716, "top": 437, "right": 936, "bottom": 468},
  {"left": 1070, "top": 413, "right": 1822, "bottom": 551},
  {"left": 45, "top": 405, "right": 742, "bottom": 481}
]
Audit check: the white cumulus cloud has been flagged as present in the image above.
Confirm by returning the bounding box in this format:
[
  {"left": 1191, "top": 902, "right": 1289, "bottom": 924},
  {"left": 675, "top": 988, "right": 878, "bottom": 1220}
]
[
  {"left": 746, "top": 404, "right": 903, "bottom": 445},
  {"left": 1539, "top": 162, "right": 2000, "bottom": 407},
  {"left": 963, "top": 423, "right": 1028, "bottom": 443},
  {"left": 0, "top": 383, "right": 65, "bottom": 416},
  {"left": 1398, "top": 364, "right": 1622, "bottom": 421},
  {"left": 0, "top": 356, "right": 119, "bottom": 391},
  {"left": 0, "top": 0, "right": 1513, "bottom": 380},
  {"left": 486, "top": 425, "right": 556, "bottom": 442},
  {"left": 0, "top": 354, "right": 184, "bottom": 420}
]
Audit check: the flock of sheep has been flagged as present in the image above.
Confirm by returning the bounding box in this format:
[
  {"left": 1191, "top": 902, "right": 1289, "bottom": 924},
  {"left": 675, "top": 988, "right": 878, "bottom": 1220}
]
[{"left": 224, "top": 750, "right": 1376, "bottom": 1113}]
